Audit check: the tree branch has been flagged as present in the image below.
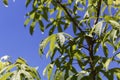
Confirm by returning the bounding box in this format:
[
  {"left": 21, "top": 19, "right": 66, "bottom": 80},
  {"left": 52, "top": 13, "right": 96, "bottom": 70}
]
[
  {"left": 89, "top": 42, "right": 96, "bottom": 80},
  {"left": 56, "top": 1, "right": 83, "bottom": 32},
  {"left": 94, "top": 0, "right": 102, "bottom": 24}
]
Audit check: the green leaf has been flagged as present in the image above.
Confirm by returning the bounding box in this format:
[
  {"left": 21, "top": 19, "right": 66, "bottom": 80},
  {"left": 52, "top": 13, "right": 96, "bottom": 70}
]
[
  {"left": 56, "top": 9, "right": 62, "bottom": 19},
  {"left": 54, "top": 70, "right": 64, "bottom": 80},
  {"left": 57, "top": 25, "right": 63, "bottom": 32},
  {"left": 107, "top": 0, "right": 113, "bottom": 5},
  {"left": 24, "top": 18, "right": 31, "bottom": 27},
  {"left": 16, "top": 57, "right": 27, "bottom": 64},
  {"left": 39, "top": 34, "right": 56, "bottom": 55},
  {"left": 107, "top": 40, "right": 117, "bottom": 53},
  {"left": 100, "top": 70, "right": 113, "bottom": 80},
  {"left": 84, "top": 10, "right": 89, "bottom": 18},
  {"left": 0, "top": 62, "right": 4, "bottom": 71},
  {"left": 73, "top": 5, "right": 78, "bottom": 14},
  {"left": 67, "top": 75, "right": 77, "bottom": 80},
  {"left": 94, "top": 42, "right": 100, "bottom": 54},
  {"left": 26, "top": 0, "right": 32, "bottom": 7},
  {"left": 101, "top": 3, "right": 107, "bottom": 15},
  {"left": 5, "top": 64, "right": 16, "bottom": 72},
  {"left": 108, "top": 5, "right": 112, "bottom": 15},
  {"left": 57, "top": 33, "right": 66, "bottom": 46},
  {"left": 28, "top": 68, "right": 41, "bottom": 80},
  {"left": 43, "top": 64, "right": 54, "bottom": 80},
  {"left": 88, "top": 0, "right": 93, "bottom": 6},
  {"left": 38, "top": 20, "right": 44, "bottom": 32},
  {"left": 32, "top": 0, "right": 37, "bottom": 8},
  {"left": 77, "top": 70, "right": 89, "bottom": 80},
  {"left": 115, "top": 72, "right": 120, "bottom": 79},
  {"left": 39, "top": 32, "right": 73, "bottom": 57},
  {"left": 42, "top": 7, "right": 48, "bottom": 21},
  {"left": 104, "top": 58, "right": 112, "bottom": 71},
  {"left": 109, "top": 20, "right": 120, "bottom": 29},
  {"left": 19, "top": 70, "right": 34, "bottom": 80},
  {"left": 68, "top": 0, "right": 72, "bottom": 4},
  {"left": 29, "top": 12, "right": 36, "bottom": 19},
  {"left": 49, "top": 26, "right": 56, "bottom": 35},
  {"left": 94, "top": 21, "right": 103, "bottom": 36},
  {"left": 116, "top": 53, "right": 120, "bottom": 59},
  {"left": 11, "top": 71, "right": 21, "bottom": 80},
  {"left": 46, "top": 36, "right": 56, "bottom": 58},
  {"left": 0, "top": 72, "right": 13, "bottom": 79},
  {"left": 72, "top": 24, "right": 77, "bottom": 34},
  {"left": 30, "top": 21, "right": 36, "bottom": 35},
  {"left": 3, "top": 0, "right": 8, "bottom": 7},
  {"left": 109, "top": 29, "right": 117, "bottom": 43},
  {"left": 115, "top": 0, "right": 120, "bottom": 5},
  {"left": 49, "top": 9, "right": 55, "bottom": 15},
  {"left": 102, "top": 31, "right": 111, "bottom": 42},
  {"left": 102, "top": 43, "right": 109, "bottom": 57},
  {"left": 80, "top": 0, "right": 86, "bottom": 5}
]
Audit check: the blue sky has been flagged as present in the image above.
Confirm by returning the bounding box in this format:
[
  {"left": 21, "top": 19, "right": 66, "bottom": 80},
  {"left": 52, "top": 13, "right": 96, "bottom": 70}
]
[{"left": 0, "top": 0, "right": 48, "bottom": 80}]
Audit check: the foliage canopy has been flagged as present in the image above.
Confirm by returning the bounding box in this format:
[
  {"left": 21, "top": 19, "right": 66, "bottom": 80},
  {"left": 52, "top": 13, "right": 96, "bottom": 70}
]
[
  {"left": 0, "top": 55, "right": 40, "bottom": 80},
  {"left": 2, "top": 0, "right": 120, "bottom": 80}
]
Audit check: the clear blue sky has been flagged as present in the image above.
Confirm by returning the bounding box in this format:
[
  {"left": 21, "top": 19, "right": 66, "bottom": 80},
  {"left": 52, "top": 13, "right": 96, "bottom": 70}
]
[{"left": 0, "top": 0, "right": 48, "bottom": 80}]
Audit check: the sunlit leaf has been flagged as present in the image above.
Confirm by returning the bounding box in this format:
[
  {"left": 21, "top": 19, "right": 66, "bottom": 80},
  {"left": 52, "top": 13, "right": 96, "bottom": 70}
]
[
  {"left": 47, "top": 36, "right": 56, "bottom": 58},
  {"left": 116, "top": 53, "right": 120, "bottom": 59},
  {"left": 103, "top": 58, "right": 112, "bottom": 71},
  {"left": 43, "top": 64, "right": 54, "bottom": 80},
  {"left": 56, "top": 9, "right": 62, "bottom": 19},
  {"left": 94, "top": 21, "right": 103, "bottom": 36},
  {"left": 57, "top": 33, "right": 66, "bottom": 46},
  {"left": 108, "top": 0, "right": 113, "bottom": 5},
  {"left": 115, "top": 72, "right": 120, "bottom": 79},
  {"left": 32, "top": 0, "right": 37, "bottom": 8},
  {"left": 39, "top": 34, "right": 54, "bottom": 55},
  {"left": 115, "top": 0, "right": 120, "bottom": 5},
  {"left": 76, "top": 70, "right": 89, "bottom": 80},
  {"left": 39, "top": 32, "right": 73, "bottom": 56},
  {"left": 0, "top": 72, "right": 13, "bottom": 79},
  {"left": 24, "top": 18, "right": 31, "bottom": 27},
  {"left": 109, "top": 29, "right": 117, "bottom": 43},
  {"left": 109, "top": 20, "right": 120, "bottom": 29}
]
